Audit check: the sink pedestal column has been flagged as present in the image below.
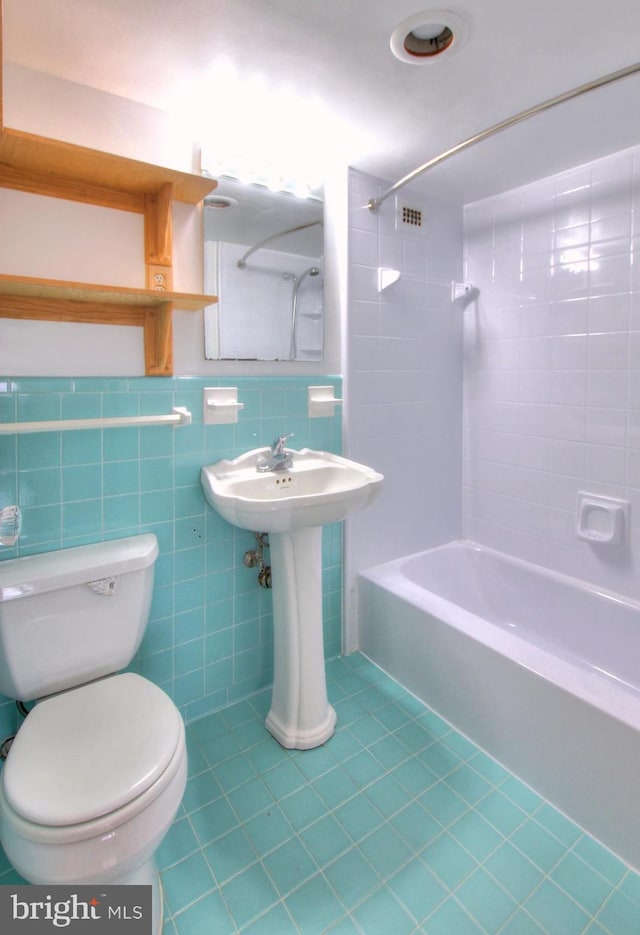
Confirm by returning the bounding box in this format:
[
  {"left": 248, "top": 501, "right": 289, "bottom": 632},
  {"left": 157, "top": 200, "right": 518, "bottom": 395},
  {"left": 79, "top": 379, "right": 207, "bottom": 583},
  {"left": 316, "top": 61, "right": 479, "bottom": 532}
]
[{"left": 265, "top": 526, "right": 336, "bottom": 749}]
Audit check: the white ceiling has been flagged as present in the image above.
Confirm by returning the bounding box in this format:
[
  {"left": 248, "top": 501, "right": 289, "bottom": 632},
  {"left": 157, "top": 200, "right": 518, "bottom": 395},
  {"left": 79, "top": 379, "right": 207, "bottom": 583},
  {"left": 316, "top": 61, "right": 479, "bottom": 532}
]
[{"left": 5, "top": 0, "right": 640, "bottom": 204}]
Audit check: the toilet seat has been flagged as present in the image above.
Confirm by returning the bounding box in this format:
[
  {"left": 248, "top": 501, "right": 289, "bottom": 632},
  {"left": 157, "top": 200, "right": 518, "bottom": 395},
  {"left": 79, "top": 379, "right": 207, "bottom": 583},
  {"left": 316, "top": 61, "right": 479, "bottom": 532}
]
[{"left": 2, "top": 673, "right": 183, "bottom": 828}]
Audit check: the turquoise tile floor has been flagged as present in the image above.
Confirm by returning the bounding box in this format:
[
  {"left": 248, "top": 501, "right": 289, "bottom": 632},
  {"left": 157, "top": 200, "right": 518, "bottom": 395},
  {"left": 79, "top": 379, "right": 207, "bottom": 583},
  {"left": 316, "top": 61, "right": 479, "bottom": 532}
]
[
  {"left": 1, "top": 653, "right": 640, "bottom": 933},
  {"left": 157, "top": 654, "right": 640, "bottom": 934}
]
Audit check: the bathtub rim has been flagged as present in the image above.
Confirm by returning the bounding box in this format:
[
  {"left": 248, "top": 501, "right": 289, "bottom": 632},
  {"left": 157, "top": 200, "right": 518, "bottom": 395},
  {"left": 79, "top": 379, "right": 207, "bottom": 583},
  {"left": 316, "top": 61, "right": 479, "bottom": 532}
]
[
  {"left": 362, "top": 538, "right": 640, "bottom": 613},
  {"left": 358, "top": 537, "right": 640, "bottom": 734}
]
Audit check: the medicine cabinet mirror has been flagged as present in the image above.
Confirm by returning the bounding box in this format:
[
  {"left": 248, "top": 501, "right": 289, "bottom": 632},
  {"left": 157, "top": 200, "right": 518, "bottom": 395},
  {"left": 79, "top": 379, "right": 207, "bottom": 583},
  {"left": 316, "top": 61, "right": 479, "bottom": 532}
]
[{"left": 203, "top": 179, "right": 323, "bottom": 361}]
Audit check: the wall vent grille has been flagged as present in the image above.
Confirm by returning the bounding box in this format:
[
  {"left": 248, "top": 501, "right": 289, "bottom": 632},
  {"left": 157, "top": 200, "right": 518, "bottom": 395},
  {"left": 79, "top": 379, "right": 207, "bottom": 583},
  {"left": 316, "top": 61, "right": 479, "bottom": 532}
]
[{"left": 401, "top": 206, "right": 422, "bottom": 227}]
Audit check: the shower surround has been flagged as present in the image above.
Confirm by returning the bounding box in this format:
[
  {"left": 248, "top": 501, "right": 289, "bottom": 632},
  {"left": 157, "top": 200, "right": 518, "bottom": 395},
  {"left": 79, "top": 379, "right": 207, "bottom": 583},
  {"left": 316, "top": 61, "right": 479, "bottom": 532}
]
[
  {"left": 464, "top": 143, "right": 640, "bottom": 597},
  {"left": 346, "top": 143, "right": 640, "bottom": 597},
  {"left": 343, "top": 169, "right": 464, "bottom": 608}
]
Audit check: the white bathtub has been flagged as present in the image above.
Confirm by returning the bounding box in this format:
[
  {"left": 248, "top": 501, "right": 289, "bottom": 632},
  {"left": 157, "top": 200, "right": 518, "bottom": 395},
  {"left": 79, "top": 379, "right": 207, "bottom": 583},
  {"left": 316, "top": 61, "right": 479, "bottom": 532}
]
[{"left": 358, "top": 539, "right": 640, "bottom": 870}]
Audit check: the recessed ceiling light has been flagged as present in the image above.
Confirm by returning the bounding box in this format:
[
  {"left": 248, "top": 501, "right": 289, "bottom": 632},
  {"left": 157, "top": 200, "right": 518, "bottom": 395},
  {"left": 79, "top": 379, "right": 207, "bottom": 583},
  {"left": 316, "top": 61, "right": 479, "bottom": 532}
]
[
  {"left": 203, "top": 195, "right": 238, "bottom": 209},
  {"left": 390, "top": 9, "right": 467, "bottom": 64}
]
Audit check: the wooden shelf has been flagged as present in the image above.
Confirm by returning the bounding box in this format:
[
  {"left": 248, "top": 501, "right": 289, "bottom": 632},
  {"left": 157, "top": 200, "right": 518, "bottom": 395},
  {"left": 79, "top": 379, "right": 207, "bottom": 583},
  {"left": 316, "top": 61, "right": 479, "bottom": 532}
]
[
  {"left": 0, "top": 274, "right": 217, "bottom": 310},
  {"left": 0, "top": 126, "right": 218, "bottom": 374},
  {"left": 0, "top": 127, "right": 215, "bottom": 207},
  {"left": 0, "top": 275, "right": 218, "bottom": 377}
]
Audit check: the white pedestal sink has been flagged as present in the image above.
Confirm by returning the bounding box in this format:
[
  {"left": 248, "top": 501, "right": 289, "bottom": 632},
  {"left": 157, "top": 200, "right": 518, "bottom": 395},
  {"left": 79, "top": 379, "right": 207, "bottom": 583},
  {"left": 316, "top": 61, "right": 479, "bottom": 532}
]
[{"left": 201, "top": 447, "right": 383, "bottom": 749}]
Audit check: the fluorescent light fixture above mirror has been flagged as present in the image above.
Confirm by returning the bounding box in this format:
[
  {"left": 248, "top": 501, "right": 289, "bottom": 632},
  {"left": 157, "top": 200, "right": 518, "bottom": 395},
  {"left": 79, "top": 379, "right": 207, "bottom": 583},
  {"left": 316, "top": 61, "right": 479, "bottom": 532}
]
[{"left": 168, "top": 57, "right": 367, "bottom": 196}]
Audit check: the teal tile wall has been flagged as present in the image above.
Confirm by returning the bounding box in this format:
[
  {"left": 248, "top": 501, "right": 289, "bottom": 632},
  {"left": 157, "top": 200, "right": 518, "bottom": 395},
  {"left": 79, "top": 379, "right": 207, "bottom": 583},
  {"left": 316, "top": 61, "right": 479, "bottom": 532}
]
[{"left": 0, "top": 375, "right": 343, "bottom": 739}]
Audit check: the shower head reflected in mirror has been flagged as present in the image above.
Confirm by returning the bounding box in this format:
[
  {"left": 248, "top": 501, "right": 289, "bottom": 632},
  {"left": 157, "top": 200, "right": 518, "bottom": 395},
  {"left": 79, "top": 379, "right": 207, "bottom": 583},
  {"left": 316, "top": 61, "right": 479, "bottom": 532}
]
[
  {"left": 282, "top": 266, "right": 321, "bottom": 286},
  {"left": 290, "top": 267, "right": 322, "bottom": 360},
  {"left": 293, "top": 266, "right": 320, "bottom": 291}
]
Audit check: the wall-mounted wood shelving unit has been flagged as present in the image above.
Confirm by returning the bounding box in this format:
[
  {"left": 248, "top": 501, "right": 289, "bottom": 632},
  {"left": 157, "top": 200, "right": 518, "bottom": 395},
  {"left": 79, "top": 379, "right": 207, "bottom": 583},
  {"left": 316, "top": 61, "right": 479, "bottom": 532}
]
[{"left": 0, "top": 0, "right": 218, "bottom": 375}]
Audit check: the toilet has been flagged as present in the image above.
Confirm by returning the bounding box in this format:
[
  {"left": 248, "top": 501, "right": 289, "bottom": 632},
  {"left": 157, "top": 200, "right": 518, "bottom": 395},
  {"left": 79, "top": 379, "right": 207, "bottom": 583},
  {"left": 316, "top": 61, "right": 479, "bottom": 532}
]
[{"left": 0, "top": 534, "right": 187, "bottom": 934}]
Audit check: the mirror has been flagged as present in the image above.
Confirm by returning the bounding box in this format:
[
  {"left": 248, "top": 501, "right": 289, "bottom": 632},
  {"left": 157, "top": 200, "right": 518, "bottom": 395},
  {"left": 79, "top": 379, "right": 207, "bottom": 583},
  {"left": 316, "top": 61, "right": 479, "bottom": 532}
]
[{"left": 203, "top": 179, "right": 323, "bottom": 361}]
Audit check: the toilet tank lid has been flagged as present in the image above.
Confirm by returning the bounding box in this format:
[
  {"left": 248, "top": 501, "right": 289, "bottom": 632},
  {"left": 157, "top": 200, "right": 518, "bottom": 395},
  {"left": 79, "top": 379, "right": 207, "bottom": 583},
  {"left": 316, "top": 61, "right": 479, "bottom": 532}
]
[
  {"left": 0, "top": 534, "right": 158, "bottom": 602},
  {"left": 2, "top": 673, "right": 183, "bottom": 827}
]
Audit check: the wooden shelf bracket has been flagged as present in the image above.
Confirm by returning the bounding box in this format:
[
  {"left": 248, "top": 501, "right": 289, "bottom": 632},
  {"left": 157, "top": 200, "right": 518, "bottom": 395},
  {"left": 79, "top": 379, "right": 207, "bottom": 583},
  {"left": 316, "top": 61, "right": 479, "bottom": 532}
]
[{"left": 144, "top": 302, "right": 174, "bottom": 376}]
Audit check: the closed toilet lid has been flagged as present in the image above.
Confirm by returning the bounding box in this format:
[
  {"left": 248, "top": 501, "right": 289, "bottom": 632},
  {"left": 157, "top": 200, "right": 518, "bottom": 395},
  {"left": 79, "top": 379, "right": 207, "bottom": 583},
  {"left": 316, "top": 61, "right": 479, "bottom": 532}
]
[{"left": 2, "top": 673, "right": 183, "bottom": 826}]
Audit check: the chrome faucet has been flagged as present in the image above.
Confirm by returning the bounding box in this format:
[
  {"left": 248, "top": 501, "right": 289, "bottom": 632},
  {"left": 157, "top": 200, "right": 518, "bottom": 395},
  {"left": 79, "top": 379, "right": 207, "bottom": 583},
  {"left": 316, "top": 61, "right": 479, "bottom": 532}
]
[{"left": 256, "top": 434, "right": 295, "bottom": 473}]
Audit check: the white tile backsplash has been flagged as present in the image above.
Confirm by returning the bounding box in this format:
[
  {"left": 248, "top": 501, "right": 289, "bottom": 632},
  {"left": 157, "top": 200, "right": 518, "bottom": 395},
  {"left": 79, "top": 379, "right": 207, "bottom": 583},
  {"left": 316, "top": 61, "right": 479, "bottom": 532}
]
[{"left": 463, "top": 143, "right": 640, "bottom": 596}]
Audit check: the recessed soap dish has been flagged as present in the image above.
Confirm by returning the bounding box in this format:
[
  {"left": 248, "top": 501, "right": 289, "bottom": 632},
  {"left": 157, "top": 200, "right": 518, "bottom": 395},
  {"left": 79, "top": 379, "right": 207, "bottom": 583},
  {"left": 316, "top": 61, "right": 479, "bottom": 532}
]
[{"left": 577, "top": 493, "right": 629, "bottom": 546}]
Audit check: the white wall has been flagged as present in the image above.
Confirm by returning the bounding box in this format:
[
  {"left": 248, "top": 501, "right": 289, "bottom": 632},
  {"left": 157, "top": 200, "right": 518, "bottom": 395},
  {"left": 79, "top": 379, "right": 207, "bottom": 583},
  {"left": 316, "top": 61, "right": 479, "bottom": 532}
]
[
  {"left": 464, "top": 144, "right": 640, "bottom": 597},
  {"left": 344, "top": 168, "right": 464, "bottom": 645}
]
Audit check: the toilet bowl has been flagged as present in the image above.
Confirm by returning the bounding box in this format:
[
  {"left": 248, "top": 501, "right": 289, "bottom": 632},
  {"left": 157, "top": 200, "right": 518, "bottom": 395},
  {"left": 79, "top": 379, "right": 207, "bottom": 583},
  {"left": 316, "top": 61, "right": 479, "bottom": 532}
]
[{"left": 0, "top": 536, "right": 187, "bottom": 934}]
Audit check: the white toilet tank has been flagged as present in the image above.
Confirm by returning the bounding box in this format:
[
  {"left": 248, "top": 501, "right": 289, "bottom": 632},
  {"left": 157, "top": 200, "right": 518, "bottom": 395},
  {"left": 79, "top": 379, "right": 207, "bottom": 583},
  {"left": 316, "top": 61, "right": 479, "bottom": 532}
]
[{"left": 0, "top": 534, "right": 159, "bottom": 701}]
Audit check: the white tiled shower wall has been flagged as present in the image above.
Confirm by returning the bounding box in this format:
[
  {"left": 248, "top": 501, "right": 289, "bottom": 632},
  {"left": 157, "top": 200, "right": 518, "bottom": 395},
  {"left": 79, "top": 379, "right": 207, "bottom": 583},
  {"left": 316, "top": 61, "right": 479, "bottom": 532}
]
[
  {"left": 463, "top": 144, "right": 640, "bottom": 597},
  {"left": 345, "top": 170, "right": 463, "bottom": 578}
]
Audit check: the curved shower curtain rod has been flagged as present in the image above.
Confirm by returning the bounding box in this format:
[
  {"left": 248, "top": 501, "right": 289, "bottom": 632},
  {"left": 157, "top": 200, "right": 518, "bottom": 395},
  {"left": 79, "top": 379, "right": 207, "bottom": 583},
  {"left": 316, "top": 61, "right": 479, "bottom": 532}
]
[
  {"left": 368, "top": 61, "right": 640, "bottom": 212},
  {"left": 236, "top": 220, "right": 323, "bottom": 269}
]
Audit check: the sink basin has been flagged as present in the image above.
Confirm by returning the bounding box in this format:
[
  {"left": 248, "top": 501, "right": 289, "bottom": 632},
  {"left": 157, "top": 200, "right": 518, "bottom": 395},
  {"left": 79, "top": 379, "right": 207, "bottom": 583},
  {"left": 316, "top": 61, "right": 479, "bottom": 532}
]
[{"left": 201, "top": 447, "right": 383, "bottom": 532}]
